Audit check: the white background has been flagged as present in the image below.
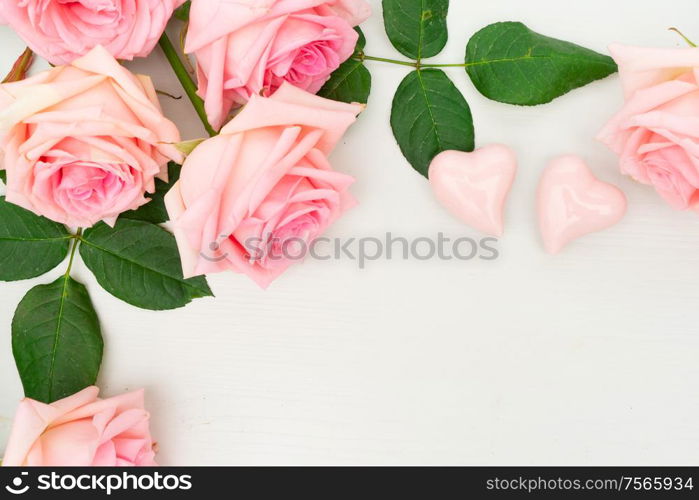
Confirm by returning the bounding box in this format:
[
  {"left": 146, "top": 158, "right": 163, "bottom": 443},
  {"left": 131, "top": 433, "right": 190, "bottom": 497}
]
[{"left": 1, "top": 0, "right": 698, "bottom": 465}]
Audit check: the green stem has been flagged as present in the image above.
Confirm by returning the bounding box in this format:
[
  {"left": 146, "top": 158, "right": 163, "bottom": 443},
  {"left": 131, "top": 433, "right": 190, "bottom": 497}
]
[
  {"left": 65, "top": 229, "right": 83, "bottom": 277},
  {"left": 669, "top": 27, "right": 697, "bottom": 47},
  {"left": 421, "top": 62, "right": 470, "bottom": 68},
  {"left": 358, "top": 54, "right": 418, "bottom": 67},
  {"left": 355, "top": 53, "right": 471, "bottom": 69},
  {"left": 158, "top": 33, "right": 217, "bottom": 137}
]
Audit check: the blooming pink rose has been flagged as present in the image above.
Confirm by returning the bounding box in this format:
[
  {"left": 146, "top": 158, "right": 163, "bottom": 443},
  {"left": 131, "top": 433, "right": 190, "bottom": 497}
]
[
  {"left": 0, "top": 0, "right": 185, "bottom": 65},
  {"left": 598, "top": 44, "right": 699, "bottom": 210},
  {"left": 185, "top": 0, "right": 371, "bottom": 129},
  {"left": 0, "top": 45, "right": 182, "bottom": 227},
  {"left": 2, "top": 387, "right": 157, "bottom": 466},
  {"left": 165, "top": 83, "right": 362, "bottom": 288}
]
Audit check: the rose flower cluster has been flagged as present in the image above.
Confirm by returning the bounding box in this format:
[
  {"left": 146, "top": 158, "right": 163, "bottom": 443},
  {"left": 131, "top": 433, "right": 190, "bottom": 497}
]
[{"left": 0, "top": 0, "right": 369, "bottom": 467}]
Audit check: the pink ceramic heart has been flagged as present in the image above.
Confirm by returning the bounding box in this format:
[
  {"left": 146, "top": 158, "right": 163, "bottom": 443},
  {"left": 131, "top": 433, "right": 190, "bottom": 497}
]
[
  {"left": 538, "top": 156, "right": 627, "bottom": 254},
  {"left": 428, "top": 145, "right": 518, "bottom": 236}
]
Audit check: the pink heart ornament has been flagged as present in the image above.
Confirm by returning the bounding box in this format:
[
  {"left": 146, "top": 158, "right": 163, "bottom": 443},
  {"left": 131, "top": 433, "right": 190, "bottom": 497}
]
[
  {"left": 428, "top": 145, "right": 518, "bottom": 236},
  {"left": 538, "top": 156, "right": 627, "bottom": 254}
]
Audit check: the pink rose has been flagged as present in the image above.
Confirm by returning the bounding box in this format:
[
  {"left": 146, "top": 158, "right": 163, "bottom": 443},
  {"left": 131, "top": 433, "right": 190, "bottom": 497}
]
[
  {"left": 2, "top": 387, "right": 157, "bottom": 466},
  {"left": 0, "top": 45, "right": 182, "bottom": 227},
  {"left": 0, "top": 0, "right": 185, "bottom": 65},
  {"left": 598, "top": 44, "right": 699, "bottom": 210},
  {"left": 185, "top": 0, "right": 371, "bottom": 129},
  {"left": 165, "top": 83, "right": 361, "bottom": 288}
]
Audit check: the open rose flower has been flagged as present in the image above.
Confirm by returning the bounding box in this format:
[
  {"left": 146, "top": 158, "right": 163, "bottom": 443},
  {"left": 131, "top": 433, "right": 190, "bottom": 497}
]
[
  {"left": 0, "top": 45, "right": 182, "bottom": 227},
  {"left": 185, "top": 0, "right": 371, "bottom": 129},
  {"left": 598, "top": 44, "right": 699, "bottom": 210},
  {"left": 0, "top": 0, "right": 185, "bottom": 65},
  {"left": 2, "top": 386, "right": 157, "bottom": 466},
  {"left": 165, "top": 83, "right": 362, "bottom": 288}
]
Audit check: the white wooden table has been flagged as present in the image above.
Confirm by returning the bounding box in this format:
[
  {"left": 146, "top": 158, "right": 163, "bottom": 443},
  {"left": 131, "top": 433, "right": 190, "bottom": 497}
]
[{"left": 1, "top": 0, "right": 698, "bottom": 465}]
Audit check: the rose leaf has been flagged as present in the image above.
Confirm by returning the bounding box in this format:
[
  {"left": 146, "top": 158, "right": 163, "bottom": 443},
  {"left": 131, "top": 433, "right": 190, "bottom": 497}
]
[
  {"left": 465, "top": 22, "right": 618, "bottom": 105},
  {"left": 390, "top": 69, "right": 475, "bottom": 177},
  {"left": 79, "top": 219, "right": 213, "bottom": 311},
  {"left": 13, "top": 275, "right": 103, "bottom": 403},
  {"left": 0, "top": 196, "right": 72, "bottom": 282},
  {"left": 319, "top": 59, "right": 372, "bottom": 104},
  {"left": 121, "top": 162, "right": 182, "bottom": 225},
  {"left": 382, "top": 0, "right": 449, "bottom": 60}
]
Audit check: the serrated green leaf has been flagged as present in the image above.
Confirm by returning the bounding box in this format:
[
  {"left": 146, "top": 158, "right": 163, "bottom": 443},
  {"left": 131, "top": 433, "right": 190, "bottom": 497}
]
[
  {"left": 319, "top": 59, "right": 372, "bottom": 104},
  {"left": 174, "top": 0, "right": 190, "bottom": 21},
  {"left": 13, "top": 275, "right": 103, "bottom": 403},
  {"left": 465, "top": 22, "right": 617, "bottom": 105},
  {"left": 121, "top": 162, "right": 181, "bottom": 224},
  {"left": 320, "top": 26, "right": 372, "bottom": 104},
  {"left": 80, "top": 219, "right": 213, "bottom": 311},
  {"left": 382, "top": 0, "right": 449, "bottom": 60},
  {"left": 0, "top": 196, "right": 71, "bottom": 281},
  {"left": 390, "top": 69, "right": 474, "bottom": 177}
]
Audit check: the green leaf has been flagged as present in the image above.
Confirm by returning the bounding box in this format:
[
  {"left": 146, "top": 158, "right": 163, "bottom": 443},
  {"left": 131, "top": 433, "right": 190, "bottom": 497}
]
[
  {"left": 13, "top": 275, "right": 103, "bottom": 403},
  {"left": 319, "top": 26, "right": 371, "bottom": 104},
  {"left": 382, "top": 0, "right": 449, "bottom": 60},
  {"left": 355, "top": 27, "right": 367, "bottom": 53},
  {"left": 465, "top": 22, "right": 618, "bottom": 105},
  {"left": 319, "top": 59, "right": 372, "bottom": 104},
  {"left": 80, "top": 219, "right": 213, "bottom": 311},
  {"left": 0, "top": 170, "right": 6, "bottom": 184},
  {"left": 390, "top": 69, "right": 475, "bottom": 177},
  {"left": 121, "top": 162, "right": 181, "bottom": 224},
  {"left": 174, "top": 0, "right": 190, "bottom": 21},
  {"left": 0, "top": 196, "right": 71, "bottom": 281}
]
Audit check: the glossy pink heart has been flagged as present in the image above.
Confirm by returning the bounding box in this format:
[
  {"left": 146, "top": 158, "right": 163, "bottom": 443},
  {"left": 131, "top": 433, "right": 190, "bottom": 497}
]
[
  {"left": 428, "top": 145, "right": 518, "bottom": 236},
  {"left": 538, "top": 156, "right": 627, "bottom": 254}
]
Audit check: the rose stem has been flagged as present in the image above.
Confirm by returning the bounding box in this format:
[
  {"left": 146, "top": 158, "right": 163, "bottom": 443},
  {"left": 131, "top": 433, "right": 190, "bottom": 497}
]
[
  {"left": 2, "top": 47, "right": 35, "bottom": 83},
  {"left": 357, "top": 54, "right": 418, "bottom": 67},
  {"left": 354, "top": 54, "right": 470, "bottom": 68},
  {"left": 65, "top": 229, "right": 83, "bottom": 278},
  {"left": 669, "top": 28, "right": 697, "bottom": 47},
  {"left": 421, "top": 62, "right": 471, "bottom": 68},
  {"left": 158, "top": 33, "right": 217, "bottom": 137}
]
